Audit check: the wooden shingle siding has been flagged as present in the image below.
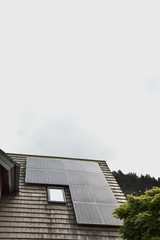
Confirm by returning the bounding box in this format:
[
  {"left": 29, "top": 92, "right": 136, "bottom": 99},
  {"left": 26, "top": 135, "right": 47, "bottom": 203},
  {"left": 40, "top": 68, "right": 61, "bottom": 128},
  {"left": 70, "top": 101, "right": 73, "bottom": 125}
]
[{"left": 0, "top": 153, "right": 125, "bottom": 240}]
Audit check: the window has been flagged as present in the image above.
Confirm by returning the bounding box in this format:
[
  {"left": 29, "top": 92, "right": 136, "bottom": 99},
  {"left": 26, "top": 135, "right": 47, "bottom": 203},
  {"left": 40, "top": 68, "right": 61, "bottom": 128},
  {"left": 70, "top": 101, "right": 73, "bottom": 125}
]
[{"left": 47, "top": 187, "right": 66, "bottom": 203}]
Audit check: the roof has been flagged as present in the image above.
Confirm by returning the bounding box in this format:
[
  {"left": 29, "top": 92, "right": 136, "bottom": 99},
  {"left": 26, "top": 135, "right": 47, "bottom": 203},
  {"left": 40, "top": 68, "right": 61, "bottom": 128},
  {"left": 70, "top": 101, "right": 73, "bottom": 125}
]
[{"left": 0, "top": 152, "right": 126, "bottom": 239}]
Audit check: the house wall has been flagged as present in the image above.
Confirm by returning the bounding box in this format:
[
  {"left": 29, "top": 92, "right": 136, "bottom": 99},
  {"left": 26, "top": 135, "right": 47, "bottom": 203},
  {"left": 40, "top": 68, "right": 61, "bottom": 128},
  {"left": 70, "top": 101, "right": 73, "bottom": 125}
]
[{"left": 0, "top": 153, "right": 126, "bottom": 240}]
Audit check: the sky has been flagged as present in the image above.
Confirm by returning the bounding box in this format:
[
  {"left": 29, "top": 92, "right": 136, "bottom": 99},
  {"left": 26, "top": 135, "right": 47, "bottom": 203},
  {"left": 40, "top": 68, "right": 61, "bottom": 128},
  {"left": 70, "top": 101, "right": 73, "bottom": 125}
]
[{"left": 0, "top": 1, "right": 160, "bottom": 179}]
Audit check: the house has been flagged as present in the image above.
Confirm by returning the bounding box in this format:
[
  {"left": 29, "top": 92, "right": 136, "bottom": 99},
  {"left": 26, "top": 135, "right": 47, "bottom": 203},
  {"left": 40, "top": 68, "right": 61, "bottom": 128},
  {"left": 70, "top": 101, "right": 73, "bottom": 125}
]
[{"left": 0, "top": 149, "right": 126, "bottom": 239}]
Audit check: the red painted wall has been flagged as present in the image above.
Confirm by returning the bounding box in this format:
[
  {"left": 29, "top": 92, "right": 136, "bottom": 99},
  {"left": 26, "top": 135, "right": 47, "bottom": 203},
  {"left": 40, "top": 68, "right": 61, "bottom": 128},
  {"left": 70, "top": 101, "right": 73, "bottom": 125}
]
[{"left": 0, "top": 165, "right": 9, "bottom": 194}]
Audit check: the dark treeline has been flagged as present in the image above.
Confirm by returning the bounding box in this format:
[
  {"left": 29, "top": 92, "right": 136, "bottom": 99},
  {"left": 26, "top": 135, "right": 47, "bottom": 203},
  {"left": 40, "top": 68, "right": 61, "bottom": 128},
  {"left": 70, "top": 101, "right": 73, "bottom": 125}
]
[{"left": 112, "top": 170, "right": 160, "bottom": 196}]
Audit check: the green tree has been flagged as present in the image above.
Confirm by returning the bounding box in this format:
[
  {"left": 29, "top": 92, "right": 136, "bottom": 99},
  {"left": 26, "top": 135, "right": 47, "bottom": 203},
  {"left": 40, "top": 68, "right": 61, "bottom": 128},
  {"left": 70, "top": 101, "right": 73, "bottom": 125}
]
[
  {"left": 112, "top": 170, "right": 160, "bottom": 196},
  {"left": 113, "top": 187, "right": 160, "bottom": 240}
]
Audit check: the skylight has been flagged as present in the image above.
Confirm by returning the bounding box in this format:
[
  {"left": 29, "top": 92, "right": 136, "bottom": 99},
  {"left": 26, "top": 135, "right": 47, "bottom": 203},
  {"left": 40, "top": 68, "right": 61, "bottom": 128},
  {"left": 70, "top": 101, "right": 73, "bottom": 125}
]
[{"left": 47, "top": 187, "right": 66, "bottom": 203}]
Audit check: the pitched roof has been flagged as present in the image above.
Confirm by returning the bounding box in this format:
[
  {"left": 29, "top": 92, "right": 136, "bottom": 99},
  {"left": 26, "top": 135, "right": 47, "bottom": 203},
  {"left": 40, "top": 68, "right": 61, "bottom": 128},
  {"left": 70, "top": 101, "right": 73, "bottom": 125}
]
[{"left": 0, "top": 152, "right": 126, "bottom": 239}]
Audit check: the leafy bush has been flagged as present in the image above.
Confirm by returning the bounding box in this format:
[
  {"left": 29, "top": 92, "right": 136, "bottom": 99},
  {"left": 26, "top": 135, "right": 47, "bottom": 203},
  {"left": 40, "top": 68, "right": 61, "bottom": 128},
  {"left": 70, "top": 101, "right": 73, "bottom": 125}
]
[{"left": 114, "top": 187, "right": 160, "bottom": 240}]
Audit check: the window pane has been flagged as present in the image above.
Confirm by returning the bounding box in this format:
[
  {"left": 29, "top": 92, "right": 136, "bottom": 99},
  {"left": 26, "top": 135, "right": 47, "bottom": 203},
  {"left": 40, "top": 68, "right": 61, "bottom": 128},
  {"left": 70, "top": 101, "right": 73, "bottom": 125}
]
[{"left": 48, "top": 187, "right": 66, "bottom": 203}]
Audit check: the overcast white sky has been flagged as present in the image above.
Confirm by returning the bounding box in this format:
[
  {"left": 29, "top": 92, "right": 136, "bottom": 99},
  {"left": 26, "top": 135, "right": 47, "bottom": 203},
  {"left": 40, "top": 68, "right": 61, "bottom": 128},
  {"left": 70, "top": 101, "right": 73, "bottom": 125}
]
[{"left": 0, "top": 1, "right": 160, "bottom": 179}]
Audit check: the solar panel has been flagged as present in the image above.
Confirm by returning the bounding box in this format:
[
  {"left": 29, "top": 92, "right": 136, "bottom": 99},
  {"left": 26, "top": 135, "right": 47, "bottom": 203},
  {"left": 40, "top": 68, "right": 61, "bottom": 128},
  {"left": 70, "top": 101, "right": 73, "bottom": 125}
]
[
  {"left": 47, "top": 170, "right": 68, "bottom": 185},
  {"left": 73, "top": 202, "right": 103, "bottom": 225},
  {"left": 73, "top": 202, "right": 122, "bottom": 226},
  {"left": 45, "top": 159, "right": 64, "bottom": 171},
  {"left": 64, "top": 160, "right": 102, "bottom": 173},
  {"left": 67, "top": 172, "right": 108, "bottom": 187},
  {"left": 67, "top": 172, "right": 87, "bottom": 186},
  {"left": 70, "top": 186, "right": 94, "bottom": 202},
  {"left": 98, "top": 204, "right": 123, "bottom": 226},
  {"left": 83, "top": 173, "right": 109, "bottom": 187},
  {"left": 26, "top": 157, "right": 45, "bottom": 169},
  {"left": 82, "top": 161, "right": 102, "bottom": 173},
  {"left": 64, "top": 160, "right": 84, "bottom": 172},
  {"left": 25, "top": 157, "right": 122, "bottom": 226},
  {"left": 26, "top": 169, "right": 47, "bottom": 184},
  {"left": 92, "top": 186, "right": 118, "bottom": 204},
  {"left": 70, "top": 186, "right": 118, "bottom": 204}
]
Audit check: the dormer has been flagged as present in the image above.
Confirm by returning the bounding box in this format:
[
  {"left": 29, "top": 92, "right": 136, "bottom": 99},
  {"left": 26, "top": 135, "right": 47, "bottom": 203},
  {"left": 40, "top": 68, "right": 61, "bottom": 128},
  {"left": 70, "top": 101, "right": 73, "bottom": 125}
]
[{"left": 0, "top": 149, "right": 20, "bottom": 198}]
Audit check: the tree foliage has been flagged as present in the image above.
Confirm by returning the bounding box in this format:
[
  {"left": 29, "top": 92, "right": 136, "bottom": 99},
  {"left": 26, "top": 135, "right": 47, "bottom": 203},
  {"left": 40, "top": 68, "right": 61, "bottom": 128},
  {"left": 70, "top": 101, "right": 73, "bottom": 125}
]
[
  {"left": 114, "top": 187, "right": 160, "bottom": 240},
  {"left": 112, "top": 170, "right": 160, "bottom": 196}
]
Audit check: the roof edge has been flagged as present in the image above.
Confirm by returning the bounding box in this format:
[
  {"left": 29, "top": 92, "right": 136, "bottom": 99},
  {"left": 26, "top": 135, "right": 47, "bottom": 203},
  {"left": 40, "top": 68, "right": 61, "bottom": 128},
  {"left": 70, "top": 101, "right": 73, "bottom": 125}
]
[{"left": 7, "top": 152, "right": 107, "bottom": 163}]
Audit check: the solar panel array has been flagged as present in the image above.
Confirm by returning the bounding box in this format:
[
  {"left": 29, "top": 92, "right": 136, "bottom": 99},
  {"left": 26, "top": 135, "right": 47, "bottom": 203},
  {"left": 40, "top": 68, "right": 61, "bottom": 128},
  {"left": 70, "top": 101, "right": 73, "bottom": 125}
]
[{"left": 26, "top": 157, "right": 122, "bottom": 226}]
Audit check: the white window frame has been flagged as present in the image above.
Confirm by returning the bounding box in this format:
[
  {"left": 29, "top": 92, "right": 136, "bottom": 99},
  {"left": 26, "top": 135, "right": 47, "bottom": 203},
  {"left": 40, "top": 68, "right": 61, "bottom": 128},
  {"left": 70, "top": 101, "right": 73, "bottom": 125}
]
[{"left": 47, "top": 186, "right": 66, "bottom": 203}]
